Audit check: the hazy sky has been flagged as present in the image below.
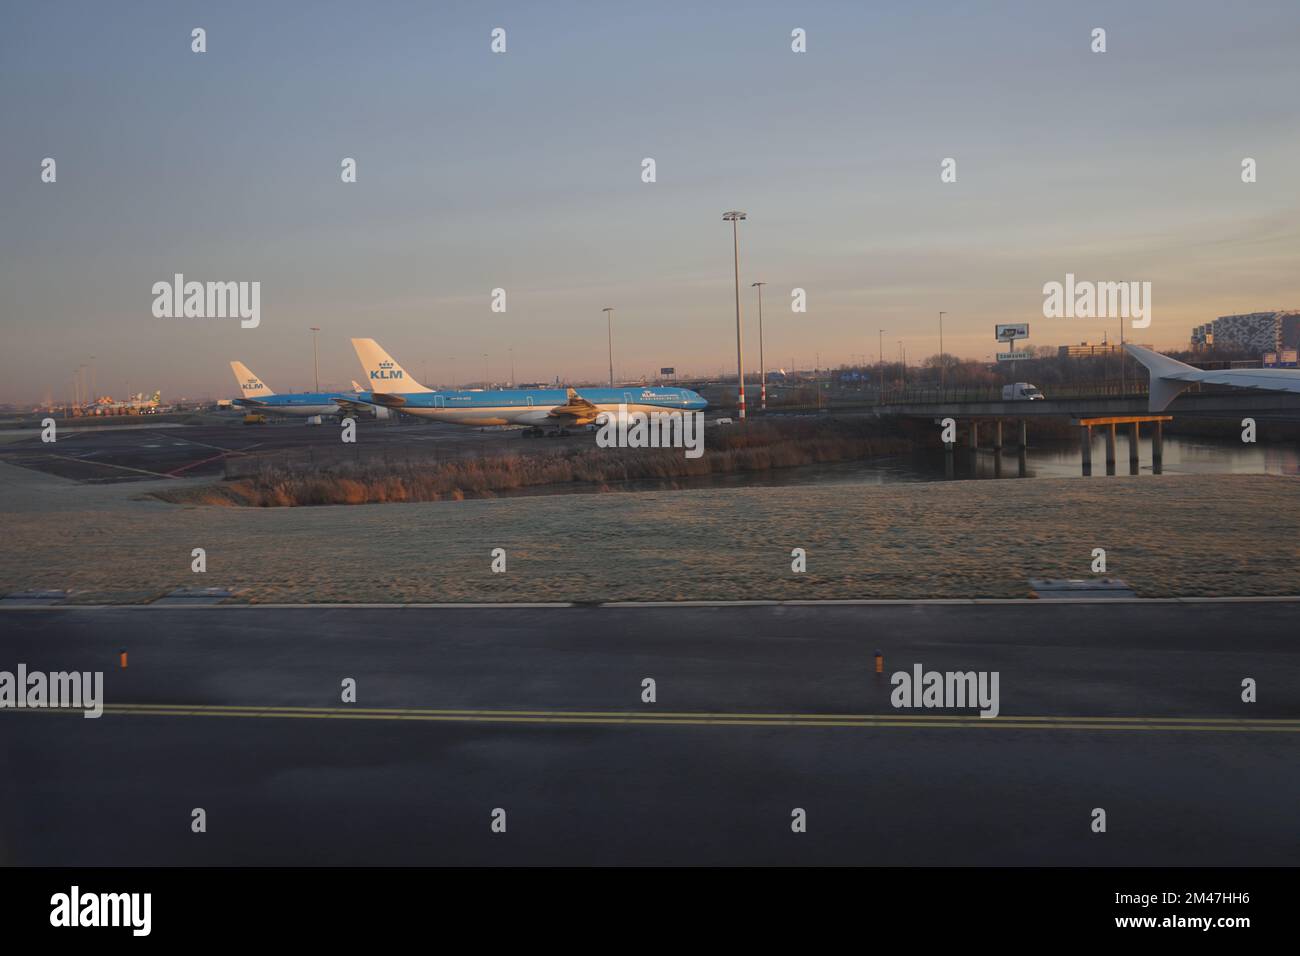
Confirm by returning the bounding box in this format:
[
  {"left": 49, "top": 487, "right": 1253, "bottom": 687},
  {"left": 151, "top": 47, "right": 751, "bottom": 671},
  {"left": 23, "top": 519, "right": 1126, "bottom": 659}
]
[{"left": 2, "top": 0, "right": 1298, "bottom": 401}]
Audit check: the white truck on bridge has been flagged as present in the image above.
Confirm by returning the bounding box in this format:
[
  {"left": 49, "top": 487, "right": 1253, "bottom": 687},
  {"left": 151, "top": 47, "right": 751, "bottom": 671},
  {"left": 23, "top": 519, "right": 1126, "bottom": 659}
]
[{"left": 1002, "top": 382, "right": 1045, "bottom": 401}]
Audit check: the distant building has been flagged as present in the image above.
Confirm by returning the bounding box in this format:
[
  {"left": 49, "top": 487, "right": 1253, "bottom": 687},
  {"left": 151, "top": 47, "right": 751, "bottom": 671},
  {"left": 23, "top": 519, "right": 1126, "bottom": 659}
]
[
  {"left": 1199, "top": 311, "right": 1300, "bottom": 353},
  {"left": 1057, "top": 342, "right": 1151, "bottom": 359},
  {"left": 1284, "top": 313, "right": 1300, "bottom": 350}
]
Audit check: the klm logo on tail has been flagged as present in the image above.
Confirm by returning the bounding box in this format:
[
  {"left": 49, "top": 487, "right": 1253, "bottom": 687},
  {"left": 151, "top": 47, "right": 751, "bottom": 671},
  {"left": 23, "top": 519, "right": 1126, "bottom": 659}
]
[
  {"left": 241, "top": 380, "right": 261, "bottom": 391},
  {"left": 371, "top": 360, "right": 404, "bottom": 382}
]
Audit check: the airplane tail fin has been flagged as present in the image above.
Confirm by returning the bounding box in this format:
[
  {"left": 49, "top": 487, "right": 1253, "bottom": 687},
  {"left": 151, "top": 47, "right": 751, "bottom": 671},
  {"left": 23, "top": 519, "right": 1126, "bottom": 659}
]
[
  {"left": 351, "top": 338, "right": 432, "bottom": 393},
  {"left": 230, "top": 361, "right": 274, "bottom": 398},
  {"left": 1125, "top": 344, "right": 1196, "bottom": 411}
]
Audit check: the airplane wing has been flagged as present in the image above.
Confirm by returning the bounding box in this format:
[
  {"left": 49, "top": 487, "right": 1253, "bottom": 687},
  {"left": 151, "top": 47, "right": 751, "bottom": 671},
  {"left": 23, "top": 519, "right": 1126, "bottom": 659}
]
[
  {"left": 337, "top": 393, "right": 407, "bottom": 408},
  {"left": 547, "top": 387, "right": 603, "bottom": 425},
  {"left": 1126, "top": 344, "right": 1300, "bottom": 411},
  {"left": 331, "top": 397, "right": 370, "bottom": 414}
]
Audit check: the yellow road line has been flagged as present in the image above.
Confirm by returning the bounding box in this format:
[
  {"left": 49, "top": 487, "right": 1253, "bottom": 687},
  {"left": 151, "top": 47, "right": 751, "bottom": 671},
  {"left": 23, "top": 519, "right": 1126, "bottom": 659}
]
[{"left": 9, "top": 703, "right": 1298, "bottom": 733}]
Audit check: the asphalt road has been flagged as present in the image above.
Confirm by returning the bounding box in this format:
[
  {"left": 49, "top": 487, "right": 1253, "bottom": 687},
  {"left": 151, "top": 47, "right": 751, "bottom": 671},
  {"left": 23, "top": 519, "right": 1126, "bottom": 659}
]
[{"left": 1, "top": 602, "right": 1297, "bottom": 865}]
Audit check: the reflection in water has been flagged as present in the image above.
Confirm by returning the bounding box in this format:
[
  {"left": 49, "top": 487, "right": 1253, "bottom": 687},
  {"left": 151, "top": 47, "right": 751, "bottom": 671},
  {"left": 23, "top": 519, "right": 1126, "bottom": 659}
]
[
  {"left": 488, "top": 435, "right": 1299, "bottom": 499},
  {"left": 970, "top": 435, "right": 1300, "bottom": 481},
  {"left": 677, "top": 436, "right": 1297, "bottom": 490},
  {"left": 719, "top": 436, "right": 1298, "bottom": 488}
]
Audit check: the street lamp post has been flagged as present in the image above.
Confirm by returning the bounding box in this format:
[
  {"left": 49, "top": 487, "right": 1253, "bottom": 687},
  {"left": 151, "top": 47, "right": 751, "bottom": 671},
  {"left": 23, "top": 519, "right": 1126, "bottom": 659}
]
[
  {"left": 878, "top": 329, "right": 886, "bottom": 404},
  {"left": 938, "top": 312, "right": 946, "bottom": 389},
  {"left": 751, "top": 281, "right": 766, "bottom": 411},
  {"left": 1118, "top": 316, "right": 1126, "bottom": 394},
  {"left": 603, "top": 307, "right": 615, "bottom": 388},
  {"left": 309, "top": 327, "right": 321, "bottom": 392},
  {"left": 723, "top": 211, "right": 747, "bottom": 420}
]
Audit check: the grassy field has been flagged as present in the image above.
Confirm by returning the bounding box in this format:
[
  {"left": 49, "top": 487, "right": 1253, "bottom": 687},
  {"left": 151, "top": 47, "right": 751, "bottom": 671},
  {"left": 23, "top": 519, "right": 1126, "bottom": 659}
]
[{"left": 2, "top": 461, "right": 1296, "bottom": 603}]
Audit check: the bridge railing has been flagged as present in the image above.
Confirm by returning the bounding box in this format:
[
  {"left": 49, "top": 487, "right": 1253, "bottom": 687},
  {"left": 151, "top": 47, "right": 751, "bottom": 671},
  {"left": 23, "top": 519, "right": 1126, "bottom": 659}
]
[
  {"left": 875, "top": 380, "right": 1152, "bottom": 405},
  {"left": 716, "top": 378, "right": 1276, "bottom": 414}
]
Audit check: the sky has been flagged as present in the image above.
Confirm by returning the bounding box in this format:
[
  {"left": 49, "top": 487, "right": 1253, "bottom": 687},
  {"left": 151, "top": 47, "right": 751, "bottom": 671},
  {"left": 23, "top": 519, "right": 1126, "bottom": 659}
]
[{"left": 2, "top": 0, "right": 1298, "bottom": 401}]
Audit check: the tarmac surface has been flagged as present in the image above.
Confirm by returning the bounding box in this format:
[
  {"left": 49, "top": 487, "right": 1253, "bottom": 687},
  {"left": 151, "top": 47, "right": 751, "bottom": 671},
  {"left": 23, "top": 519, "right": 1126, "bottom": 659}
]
[
  {"left": 1, "top": 601, "right": 1296, "bottom": 865},
  {"left": 0, "top": 417, "right": 571, "bottom": 483}
]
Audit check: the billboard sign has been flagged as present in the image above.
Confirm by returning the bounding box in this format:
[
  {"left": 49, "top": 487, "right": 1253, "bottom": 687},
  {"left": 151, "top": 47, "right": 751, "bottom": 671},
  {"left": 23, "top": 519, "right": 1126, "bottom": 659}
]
[
  {"left": 996, "top": 323, "right": 1030, "bottom": 342},
  {"left": 997, "top": 351, "right": 1031, "bottom": 361},
  {"left": 660, "top": 367, "right": 676, "bottom": 376},
  {"left": 1264, "top": 350, "right": 1298, "bottom": 368}
]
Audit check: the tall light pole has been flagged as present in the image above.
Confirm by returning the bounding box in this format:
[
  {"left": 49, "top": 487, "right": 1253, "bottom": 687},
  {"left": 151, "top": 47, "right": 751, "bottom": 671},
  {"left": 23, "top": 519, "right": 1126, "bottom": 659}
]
[
  {"left": 309, "top": 327, "right": 321, "bottom": 391},
  {"left": 723, "top": 211, "right": 748, "bottom": 420},
  {"left": 509, "top": 346, "right": 515, "bottom": 388},
  {"left": 878, "top": 329, "right": 886, "bottom": 403},
  {"left": 938, "top": 311, "right": 946, "bottom": 389},
  {"left": 482, "top": 353, "right": 488, "bottom": 387},
  {"left": 751, "top": 281, "right": 766, "bottom": 411},
  {"left": 1118, "top": 315, "right": 1126, "bottom": 393},
  {"left": 603, "top": 307, "right": 615, "bottom": 387}
]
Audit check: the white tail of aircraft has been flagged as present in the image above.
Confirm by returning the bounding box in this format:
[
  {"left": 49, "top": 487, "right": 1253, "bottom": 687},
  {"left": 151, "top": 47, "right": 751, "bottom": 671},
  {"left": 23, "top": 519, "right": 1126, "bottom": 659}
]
[
  {"left": 1127, "top": 344, "right": 1300, "bottom": 411},
  {"left": 351, "top": 338, "right": 432, "bottom": 393},
  {"left": 230, "top": 361, "right": 274, "bottom": 397}
]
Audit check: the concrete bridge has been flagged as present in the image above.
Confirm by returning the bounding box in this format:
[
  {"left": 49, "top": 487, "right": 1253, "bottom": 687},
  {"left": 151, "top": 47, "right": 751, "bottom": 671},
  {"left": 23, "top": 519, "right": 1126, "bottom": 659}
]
[
  {"left": 873, "top": 387, "right": 1300, "bottom": 422},
  {"left": 872, "top": 384, "right": 1300, "bottom": 477}
]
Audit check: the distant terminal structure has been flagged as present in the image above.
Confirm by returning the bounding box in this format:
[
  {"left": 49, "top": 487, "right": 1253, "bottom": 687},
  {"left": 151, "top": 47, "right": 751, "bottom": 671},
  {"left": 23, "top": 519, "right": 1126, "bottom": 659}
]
[{"left": 1191, "top": 310, "right": 1300, "bottom": 353}]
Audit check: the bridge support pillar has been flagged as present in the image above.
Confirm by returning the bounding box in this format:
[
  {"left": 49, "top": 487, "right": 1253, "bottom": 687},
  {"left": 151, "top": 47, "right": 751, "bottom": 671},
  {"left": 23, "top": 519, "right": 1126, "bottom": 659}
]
[
  {"left": 993, "top": 420, "right": 1003, "bottom": 450},
  {"left": 1129, "top": 421, "right": 1140, "bottom": 475},
  {"left": 944, "top": 442, "right": 955, "bottom": 479},
  {"left": 1018, "top": 419, "right": 1027, "bottom": 448},
  {"left": 1105, "top": 423, "right": 1117, "bottom": 475},
  {"left": 1153, "top": 420, "right": 1164, "bottom": 474},
  {"left": 970, "top": 421, "right": 979, "bottom": 449},
  {"left": 1080, "top": 425, "right": 1092, "bottom": 476}
]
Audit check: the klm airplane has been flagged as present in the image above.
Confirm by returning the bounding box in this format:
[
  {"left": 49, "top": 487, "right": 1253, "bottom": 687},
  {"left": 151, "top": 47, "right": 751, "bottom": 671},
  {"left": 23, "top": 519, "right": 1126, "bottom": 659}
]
[
  {"left": 346, "top": 338, "right": 707, "bottom": 427},
  {"left": 229, "top": 361, "right": 369, "bottom": 418}
]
